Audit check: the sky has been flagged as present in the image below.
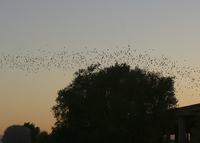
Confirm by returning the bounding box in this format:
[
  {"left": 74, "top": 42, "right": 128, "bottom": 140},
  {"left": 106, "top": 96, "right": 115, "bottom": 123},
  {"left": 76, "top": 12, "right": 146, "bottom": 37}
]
[{"left": 1, "top": 0, "right": 200, "bottom": 135}]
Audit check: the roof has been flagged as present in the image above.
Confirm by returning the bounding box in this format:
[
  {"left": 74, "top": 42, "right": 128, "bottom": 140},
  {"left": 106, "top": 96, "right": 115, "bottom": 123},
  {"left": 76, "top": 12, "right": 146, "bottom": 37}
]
[{"left": 176, "top": 103, "right": 200, "bottom": 116}]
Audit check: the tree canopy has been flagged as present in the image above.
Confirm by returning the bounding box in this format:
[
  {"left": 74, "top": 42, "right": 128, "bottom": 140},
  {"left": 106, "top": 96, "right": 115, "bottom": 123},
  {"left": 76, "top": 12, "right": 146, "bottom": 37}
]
[
  {"left": 24, "top": 122, "right": 40, "bottom": 143},
  {"left": 23, "top": 122, "right": 50, "bottom": 143},
  {"left": 52, "top": 63, "right": 178, "bottom": 143}
]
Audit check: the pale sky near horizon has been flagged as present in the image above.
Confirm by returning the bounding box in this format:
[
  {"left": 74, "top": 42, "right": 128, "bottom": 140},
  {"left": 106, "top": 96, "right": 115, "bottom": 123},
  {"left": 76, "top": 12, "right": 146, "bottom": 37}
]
[{"left": 1, "top": 0, "right": 200, "bottom": 135}]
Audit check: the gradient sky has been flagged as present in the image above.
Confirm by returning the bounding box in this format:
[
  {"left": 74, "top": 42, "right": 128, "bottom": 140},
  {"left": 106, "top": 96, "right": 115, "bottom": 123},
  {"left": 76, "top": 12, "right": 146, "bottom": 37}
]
[{"left": 1, "top": 0, "right": 200, "bottom": 135}]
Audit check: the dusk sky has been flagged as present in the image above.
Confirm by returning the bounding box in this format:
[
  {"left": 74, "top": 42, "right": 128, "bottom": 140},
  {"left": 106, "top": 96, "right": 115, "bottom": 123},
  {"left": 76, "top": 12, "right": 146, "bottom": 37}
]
[{"left": 1, "top": 1, "right": 200, "bottom": 135}]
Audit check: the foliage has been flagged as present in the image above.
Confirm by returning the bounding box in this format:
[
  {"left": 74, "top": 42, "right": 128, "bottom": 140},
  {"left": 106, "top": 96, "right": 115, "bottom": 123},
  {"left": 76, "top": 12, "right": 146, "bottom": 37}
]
[
  {"left": 52, "top": 63, "right": 178, "bottom": 143},
  {"left": 37, "top": 131, "right": 50, "bottom": 143},
  {"left": 24, "top": 122, "right": 40, "bottom": 143},
  {"left": 23, "top": 122, "right": 50, "bottom": 143}
]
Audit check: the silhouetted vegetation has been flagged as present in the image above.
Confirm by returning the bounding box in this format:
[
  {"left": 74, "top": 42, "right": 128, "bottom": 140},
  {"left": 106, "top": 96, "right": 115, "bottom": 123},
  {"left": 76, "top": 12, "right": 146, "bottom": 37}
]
[
  {"left": 51, "top": 63, "right": 178, "bottom": 143},
  {"left": 23, "top": 122, "right": 50, "bottom": 143},
  {"left": 37, "top": 131, "right": 50, "bottom": 143},
  {"left": 24, "top": 122, "right": 40, "bottom": 143}
]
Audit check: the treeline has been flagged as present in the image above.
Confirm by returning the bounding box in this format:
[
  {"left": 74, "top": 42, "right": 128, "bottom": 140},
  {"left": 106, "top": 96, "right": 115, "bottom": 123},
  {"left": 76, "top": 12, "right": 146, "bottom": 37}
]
[
  {"left": 25, "top": 63, "right": 200, "bottom": 143},
  {"left": 23, "top": 122, "right": 50, "bottom": 143}
]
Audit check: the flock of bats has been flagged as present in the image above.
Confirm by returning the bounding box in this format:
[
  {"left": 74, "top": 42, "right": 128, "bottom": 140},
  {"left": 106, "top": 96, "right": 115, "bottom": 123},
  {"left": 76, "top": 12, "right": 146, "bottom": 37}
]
[{"left": 0, "top": 46, "right": 199, "bottom": 96}]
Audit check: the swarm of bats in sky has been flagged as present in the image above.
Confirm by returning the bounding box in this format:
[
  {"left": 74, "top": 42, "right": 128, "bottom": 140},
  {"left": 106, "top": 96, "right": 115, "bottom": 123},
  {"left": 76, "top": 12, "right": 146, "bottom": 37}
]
[{"left": 0, "top": 46, "right": 199, "bottom": 96}]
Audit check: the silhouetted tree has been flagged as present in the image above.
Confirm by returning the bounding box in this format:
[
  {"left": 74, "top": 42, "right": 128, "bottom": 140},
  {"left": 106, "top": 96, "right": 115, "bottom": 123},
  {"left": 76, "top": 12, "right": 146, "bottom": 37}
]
[
  {"left": 52, "top": 63, "right": 178, "bottom": 143},
  {"left": 23, "top": 122, "right": 40, "bottom": 143},
  {"left": 23, "top": 122, "right": 51, "bottom": 143},
  {"left": 50, "top": 124, "right": 76, "bottom": 143},
  {"left": 37, "top": 131, "right": 50, "bottom": 143}
]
